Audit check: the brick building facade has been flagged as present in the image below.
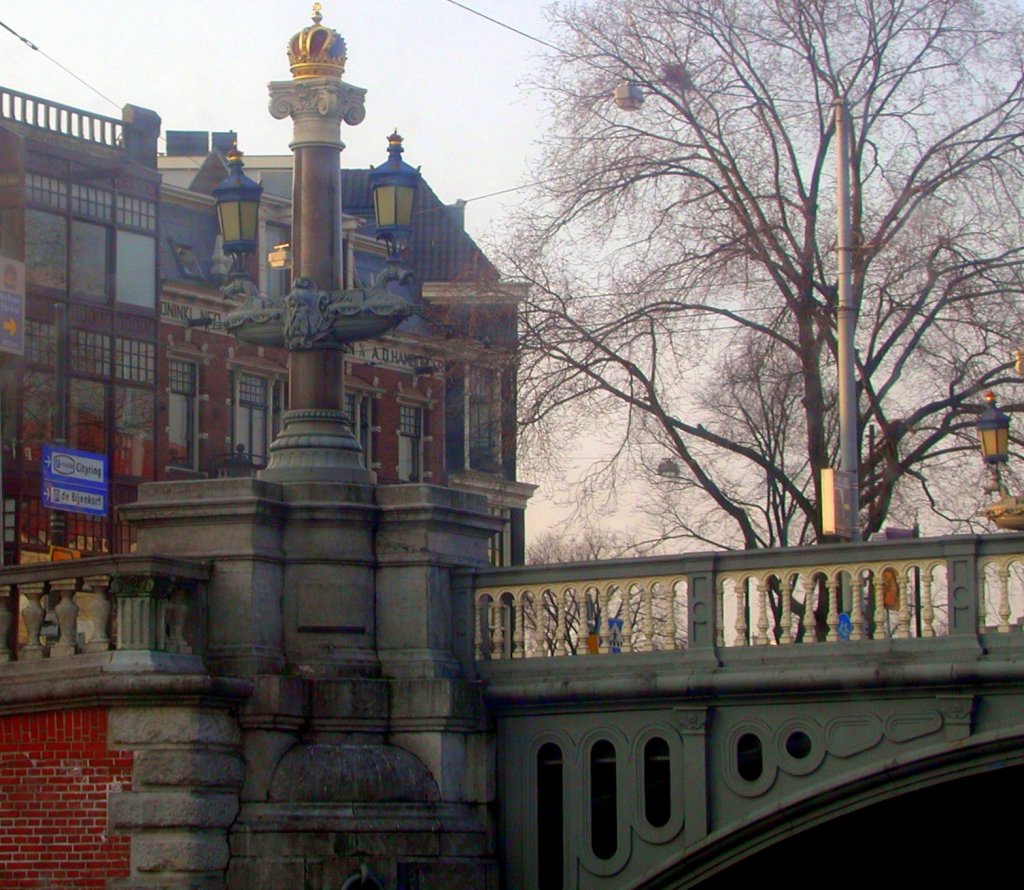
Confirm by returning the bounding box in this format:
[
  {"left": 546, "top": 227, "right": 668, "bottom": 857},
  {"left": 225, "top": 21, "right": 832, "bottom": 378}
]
[{"left": 0, "top": 90, "right": 532, "bottom": 567}]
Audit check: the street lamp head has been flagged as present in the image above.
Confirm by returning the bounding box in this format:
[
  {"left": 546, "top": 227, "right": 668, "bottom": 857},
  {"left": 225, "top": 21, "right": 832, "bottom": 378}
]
[
  {"left": 977, "top": 390, "right": 1010, "bottom": 465},
  {"left": 613, "top": 82, "right": 645, "bottom": 111},
  {"left": 369, "top": 131, "right": 421, "bottom": 256},
  {"left": 212, "top": 148, "right": 263, "bottom": 263}
]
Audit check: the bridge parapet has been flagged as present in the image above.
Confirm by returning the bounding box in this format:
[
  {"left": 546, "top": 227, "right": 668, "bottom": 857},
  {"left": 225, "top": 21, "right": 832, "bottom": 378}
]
[
  {"left": 0, "top": 554, "right": 211, "bottom": 663},
  {"left": 469, "top": 533, "right": 1024, "bottom": 659}
]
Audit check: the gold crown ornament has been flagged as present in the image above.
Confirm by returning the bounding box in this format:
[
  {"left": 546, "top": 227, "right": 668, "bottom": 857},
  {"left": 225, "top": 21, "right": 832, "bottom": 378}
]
[{"left": 288, "top": 4, "right": 347, "bottom": 79}]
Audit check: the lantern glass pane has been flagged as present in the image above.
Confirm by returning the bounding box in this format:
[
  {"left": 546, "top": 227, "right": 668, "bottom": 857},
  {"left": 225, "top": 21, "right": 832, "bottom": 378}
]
[
  {"left": 396, "top": 186, "right": 415, "bottom": 227},
  {"left": 375, "top": 186, "right": 396, "bottom": 227},
  {"left": 240, "top": 202, "right": 259, "bottom": 244},
  {"left": 218, "top": 202, "right": 241, "bottom": 245}
]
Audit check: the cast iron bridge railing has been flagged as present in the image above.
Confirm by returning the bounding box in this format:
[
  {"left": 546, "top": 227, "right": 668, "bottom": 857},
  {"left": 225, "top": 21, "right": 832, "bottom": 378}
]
[{"left": 469, "top": 533, "right": 1024, "bottom": 659}]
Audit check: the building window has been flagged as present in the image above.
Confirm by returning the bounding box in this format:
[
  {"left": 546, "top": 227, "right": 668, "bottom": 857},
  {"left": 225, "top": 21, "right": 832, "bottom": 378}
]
[
  {"left": 25, "top": 320, "right": 56, "bottom": 367},
  {"left": 21, "top": 370, "right": 56, "bottom": 461},
  {"left": 69, "top": 378, "right": 107, "bottom": 455},
  {"left": 233, "top": 372, "right": 280, "bottom": 465},
  {"left": 115, "top": 231, "right": 156, "bottom": 308},
  {"left": 168, "top": 360, "right": 197, "bottom": 469},
  {"left": 115, "top": 338, "right": 155, "bottom": 385},
  {"left": 71, "top": 330, "right": 111, "bottom": 376},
  {"left": 70, "top": 184, "right": 113, "bottom": 221},
  {"left": 398, "top": 404, "right": 423, "bottom": 482},
  {"left": 70, "top": 220, "right": 108, "bottom": 302},
  {"left": 468, "top": 366, "right": 500, "bottom": 472},
  {"left": 116, "top": 195, "right": 157, "bottom": 231},
  {"left": 26, "top": 174, "right": 66, "bottom": 210},
  {"left": 25, "top": 210, "right": 66, "bottom": 290},
  {"left": 114, "top": 385, "right": 154, "bottom": 477},
  {"left": 345, "top": 390, "right": 373, "bottom": 462}
]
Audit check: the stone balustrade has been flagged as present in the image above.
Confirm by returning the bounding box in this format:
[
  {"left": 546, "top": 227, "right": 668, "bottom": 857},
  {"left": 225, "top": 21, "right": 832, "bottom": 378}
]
[
  {"left": 0, "top": 86, "right": 124, "bottom": 147},
  {"left": 470, "top": 534, "right": 1024, "bottom": 659},
  {"left": 0, "top": 555, "right": 211, "bottom": 663}
]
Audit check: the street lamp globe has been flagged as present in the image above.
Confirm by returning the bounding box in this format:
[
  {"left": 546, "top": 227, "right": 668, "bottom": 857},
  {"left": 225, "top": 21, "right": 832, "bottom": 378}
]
[
  {"left": 977, "top": 390, "right": 1010, "bottom": 465},
  {"left": 369, "top": 131, "right": 420, "bottom": 256},
  {"left": 212, "top": 148, "right": 263, "bottom": 265}
]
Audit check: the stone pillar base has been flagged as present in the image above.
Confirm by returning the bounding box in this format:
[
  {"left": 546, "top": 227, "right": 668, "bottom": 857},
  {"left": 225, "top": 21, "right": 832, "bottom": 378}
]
[{"left": 260, "top": 409, "right": 373, "bottom": 484}]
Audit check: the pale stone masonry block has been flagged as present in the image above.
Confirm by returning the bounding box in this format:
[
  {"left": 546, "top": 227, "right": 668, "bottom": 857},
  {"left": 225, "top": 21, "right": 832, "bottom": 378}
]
[
  {"left": 111, "top": 791, "right": 239, "bottom": 829},
  {"left": 110, "top": 708, "right": 241, "bottom": 748},
  {"left": 134, "top": 750, "right": 246, "bottom": 789},
  {"left": 133, "top": 831, "right": 231, "bottom": 873}
]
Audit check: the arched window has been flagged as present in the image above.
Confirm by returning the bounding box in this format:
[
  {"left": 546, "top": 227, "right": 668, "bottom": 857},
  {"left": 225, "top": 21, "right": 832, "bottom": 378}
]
[
  {"left": 537, "top": 742, "right": 563, "bottom": 889},
  {"left": 643, "top": 736, "right": 671, "bottom": 828},
  {"left": 591, "top": 740, "right": 617, "bottom": 859},
  {"left": 737, "top": 732, "right": 763, "bottom": 781}
]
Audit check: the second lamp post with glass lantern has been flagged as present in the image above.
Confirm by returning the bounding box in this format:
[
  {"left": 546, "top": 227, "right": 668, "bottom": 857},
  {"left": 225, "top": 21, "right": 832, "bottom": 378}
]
[{"left": 976, "top": 391, "right": 1024, "bottom": 529}]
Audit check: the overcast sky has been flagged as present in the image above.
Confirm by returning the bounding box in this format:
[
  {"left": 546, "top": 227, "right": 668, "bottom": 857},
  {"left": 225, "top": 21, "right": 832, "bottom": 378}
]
[{"left": 1, "top": 0, "right": 555, "bottom": 241}]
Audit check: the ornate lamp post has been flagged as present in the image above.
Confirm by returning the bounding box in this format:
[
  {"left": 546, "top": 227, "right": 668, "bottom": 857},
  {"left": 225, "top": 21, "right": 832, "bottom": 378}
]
[
  {"left": 976, "top": 391, "right": 1024, "bottom": 529},
  {"left": 209, "top": 5, "right": 420, "bottom": 483}
]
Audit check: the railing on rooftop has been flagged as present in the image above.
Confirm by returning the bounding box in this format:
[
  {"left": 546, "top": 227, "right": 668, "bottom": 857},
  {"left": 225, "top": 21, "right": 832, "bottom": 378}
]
[
  {"left": 0, "top": 86, "right": 123, "bottom": 149},
  {"left": 0, "top": 555, "right": 211, "bottom": 663},
  {"left": 470, "top": 534, "right": 1024, "bottom": 660}
]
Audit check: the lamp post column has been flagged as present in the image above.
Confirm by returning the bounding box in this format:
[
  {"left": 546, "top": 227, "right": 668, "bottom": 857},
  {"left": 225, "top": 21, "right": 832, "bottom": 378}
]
[{"left": 264, "top": 67, "right": 369, "bottom": 481}]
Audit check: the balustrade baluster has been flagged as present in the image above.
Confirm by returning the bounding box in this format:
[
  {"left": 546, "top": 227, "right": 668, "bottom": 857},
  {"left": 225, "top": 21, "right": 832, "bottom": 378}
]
[
  {"left": 826, "top": 577, "right": 840, "bottom": 642},
  {"left": 716, "top": 582, "right": 725, "bottom": 647},
  {"left": 598, "top": 588, "right": 610, "bottom": 653},
  {"left": 997, "top": 566, "right": 1012, "bottom": 633},
  {"left": 474, "top": 596, "right": 484, "bottom": 660},
  {"left": 734, "top": 582, "right": 749, "bottom": 646},
  {"left": 849, "top": 572, "right": 865, "bottom": 641},
  {"left": 756, "top": 580, "right": 769, "bottom": 645},
  {"left": 514, "top": 594, "right": 526, "bottom": 658},
  {"left": 80, "top": 575, "right": 112, "bottom": 652},
  {"left": 804, "top": 582, "right": 818, "bottom": 644},
  {"left": 921, "top": 572, "right": 935, "bottom": 637},
  {"left": 895, "top": 570, "right": 912, "bottom": 639},
  {"left": 977, "top": 572, "right": 988, "bottom": 632},
  {"left": 621, "top": 594, "right": 633, "bottom": 652},
  {"left": 556, "top": 590, "right": 568, "bottom": 655},
  {"left": 644, "top": 583, "right": 654, "bottom": 651},
  {"left": 0, "top": 584, "right": 12, "bottom": 662},
  {"left": 872, "top": 573, "right": 887, "bottom": 639},
  {"left": 166, "top": 585, "right": 192, "bottom": 654},
  {"left": 20, "top": 582, "right": 46, "bottom": 659},
  {"left": 779, "top": 575, "right": 793, "bottom": 644},
  {"left": 666, "top": 581, "right": 678, "bottom": 650},
  {"left": 50, "top": 578, "right": 79, "bottom": 657}
]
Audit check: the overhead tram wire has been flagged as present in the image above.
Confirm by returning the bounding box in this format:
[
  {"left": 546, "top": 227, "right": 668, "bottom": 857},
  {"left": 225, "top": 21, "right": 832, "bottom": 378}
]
[
  {"left": 442, "top": 0, "right": 566, "bottom": 54},
  {"left": 0, "top": 17, "right": 121, "bottom": 113}
]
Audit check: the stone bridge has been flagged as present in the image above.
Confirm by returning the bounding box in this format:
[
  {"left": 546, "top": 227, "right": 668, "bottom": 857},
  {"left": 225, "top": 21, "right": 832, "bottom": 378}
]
[{"left": 467, "top": 533, "right": 1024, "bottom": 888}]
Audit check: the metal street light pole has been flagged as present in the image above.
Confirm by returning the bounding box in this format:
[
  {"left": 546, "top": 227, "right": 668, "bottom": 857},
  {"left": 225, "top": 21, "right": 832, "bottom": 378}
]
[{"left": 835, "top": 97, "right": 860, "bottom": 541}]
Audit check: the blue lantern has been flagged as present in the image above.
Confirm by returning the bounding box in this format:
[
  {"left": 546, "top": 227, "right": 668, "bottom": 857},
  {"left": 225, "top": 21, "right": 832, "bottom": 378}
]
[{"left": 369, "top": 132, "right": 420, "bottom": 255}]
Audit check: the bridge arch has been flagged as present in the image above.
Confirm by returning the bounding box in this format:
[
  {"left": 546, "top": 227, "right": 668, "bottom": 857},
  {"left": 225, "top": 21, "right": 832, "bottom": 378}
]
[{"left": 641, "top": 735, "right": 1024, "bottom": 888}]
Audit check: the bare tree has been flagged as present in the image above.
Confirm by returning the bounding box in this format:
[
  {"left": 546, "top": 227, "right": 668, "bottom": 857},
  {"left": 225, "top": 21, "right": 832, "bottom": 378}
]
[{"left": 506, "top": 0, "right": 1024, "bottom": 548}]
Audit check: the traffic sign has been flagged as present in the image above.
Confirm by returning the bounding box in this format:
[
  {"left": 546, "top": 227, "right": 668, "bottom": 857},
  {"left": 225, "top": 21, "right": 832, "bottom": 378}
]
[
  {"left": 0, "top": 259, "right": 24, "bottom": 357},
  {"left": 42, "top": 444, "right": 108, "bottom": 517}
]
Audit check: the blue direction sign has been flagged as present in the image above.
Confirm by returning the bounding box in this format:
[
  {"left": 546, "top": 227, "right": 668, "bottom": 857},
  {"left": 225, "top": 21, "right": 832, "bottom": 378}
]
[
  {"left": 42, "top": 445, "right": 108, "bottom": 517},
  {"left": 0, "top": 259, "right": 25, "bottom": 357}
]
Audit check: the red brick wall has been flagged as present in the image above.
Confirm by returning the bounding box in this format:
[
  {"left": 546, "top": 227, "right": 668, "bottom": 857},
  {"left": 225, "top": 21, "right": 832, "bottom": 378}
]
[{"left": 0, "top": 709, "right": 132, "bottom": 889}]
